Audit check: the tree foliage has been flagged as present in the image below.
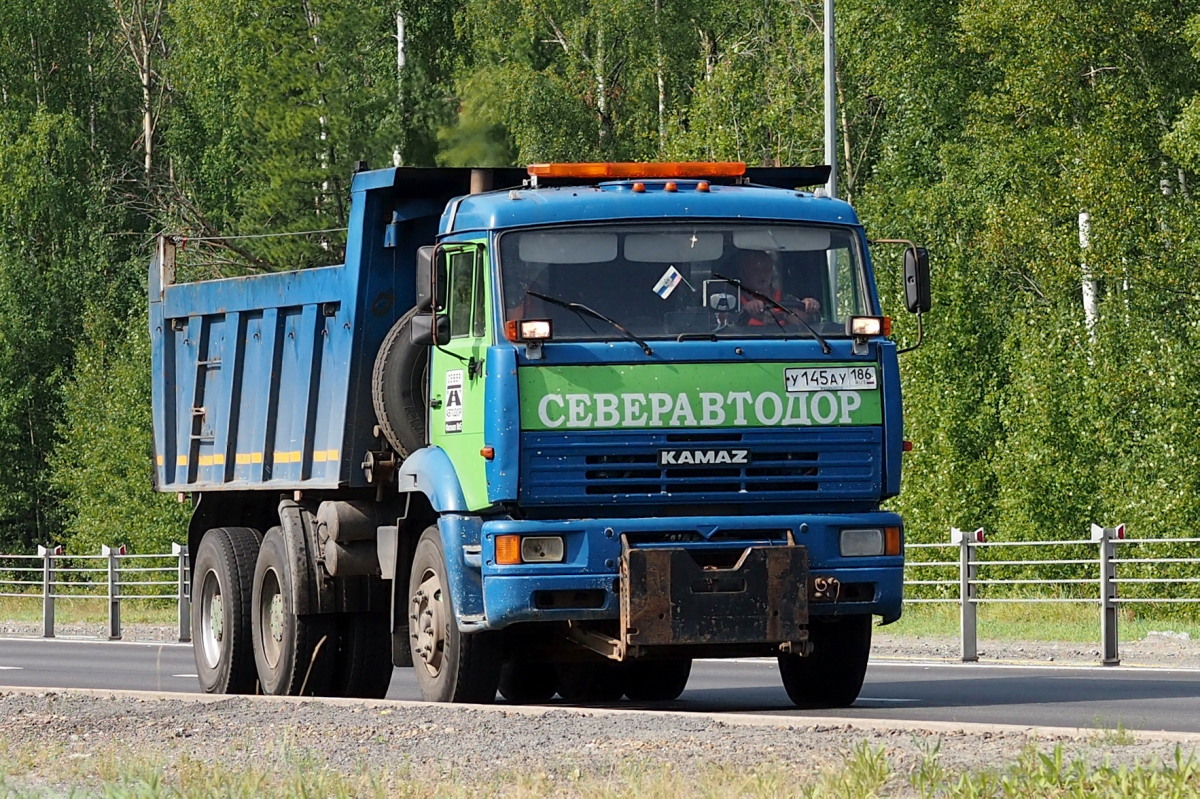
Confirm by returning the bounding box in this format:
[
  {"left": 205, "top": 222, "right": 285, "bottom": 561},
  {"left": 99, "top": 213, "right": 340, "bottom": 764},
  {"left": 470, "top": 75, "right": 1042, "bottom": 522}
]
[{"left": 0, "top": 0, "right": 1195, "bottom": 560}]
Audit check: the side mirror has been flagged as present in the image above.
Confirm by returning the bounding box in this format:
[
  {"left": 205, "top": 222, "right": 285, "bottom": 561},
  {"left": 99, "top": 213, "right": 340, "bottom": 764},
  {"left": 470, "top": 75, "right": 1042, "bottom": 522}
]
[
  {"left": 415, "top": 245, "right": 449, "bottom": 311},
  {"left": 415, "top": 245, "right": 447, "bottom": 312},
  {"left": 410, "top": 313, "right": 450, "bottom": 346},
  {"left": 415, "top": 246, "right": 434, "bottom": 310},
  {"left": 904, "top": 247, "right": 931, "bottom": 314}
]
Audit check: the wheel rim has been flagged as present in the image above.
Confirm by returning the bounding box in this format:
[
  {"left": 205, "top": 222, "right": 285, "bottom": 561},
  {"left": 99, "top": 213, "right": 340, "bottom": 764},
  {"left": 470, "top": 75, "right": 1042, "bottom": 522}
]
[
  {"left": 258, "top": 568, "right": 284, "bottom": 669},
  {"left": 198, "top": 568, "right": 224, "bottom": 669},
  {"left": 410, "top": 566, "right": 446, "bottom": 677}
]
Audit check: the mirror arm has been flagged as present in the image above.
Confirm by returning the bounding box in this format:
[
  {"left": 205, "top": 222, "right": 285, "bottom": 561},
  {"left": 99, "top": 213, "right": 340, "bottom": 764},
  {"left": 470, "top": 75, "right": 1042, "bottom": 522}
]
[
  {"left": 434, "top": 340, "right": 468, "bottom": 362},
  {"left": 896, "top": 313, "right": 924, "bottom": 354}
]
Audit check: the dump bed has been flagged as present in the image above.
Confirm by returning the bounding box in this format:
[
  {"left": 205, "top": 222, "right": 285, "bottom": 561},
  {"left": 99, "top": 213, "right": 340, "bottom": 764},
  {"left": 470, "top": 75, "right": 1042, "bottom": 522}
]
[{"left": 148, "top": 167, "right": 517, "bottom": 492}]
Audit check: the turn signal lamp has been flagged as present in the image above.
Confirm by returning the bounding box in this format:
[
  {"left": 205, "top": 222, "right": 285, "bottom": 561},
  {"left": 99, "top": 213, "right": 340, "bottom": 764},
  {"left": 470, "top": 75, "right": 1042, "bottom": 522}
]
[
  {"left": 884, "top": 526, "right": 902, "bottom": 556},
  {"left": 496, "top": 535, "right": 521, "bottom": 565},
  {"left": 527, "top": 162, "right": 746, "bottom": 180}
]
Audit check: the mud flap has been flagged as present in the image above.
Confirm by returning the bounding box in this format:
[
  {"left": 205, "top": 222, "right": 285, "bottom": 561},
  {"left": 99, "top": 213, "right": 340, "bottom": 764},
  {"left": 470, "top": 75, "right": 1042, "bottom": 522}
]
[{"left": 620, "top": 542, "right": 809, "bottom": 649}]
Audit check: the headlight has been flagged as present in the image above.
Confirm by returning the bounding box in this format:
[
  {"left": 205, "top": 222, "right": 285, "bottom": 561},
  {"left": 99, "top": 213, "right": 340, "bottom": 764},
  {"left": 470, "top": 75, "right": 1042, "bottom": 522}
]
[
  {"left": 840, "top": 527, "right": 902, "bottom": 557},
  {"left": 494, "top": 534, "right": 565, "bottom": 564},
  {"left": 520, "top": 536, "right": 565, "bottom": 562},
  {"left": 840, "top": 528, "right": 884, "bottom": 557}
]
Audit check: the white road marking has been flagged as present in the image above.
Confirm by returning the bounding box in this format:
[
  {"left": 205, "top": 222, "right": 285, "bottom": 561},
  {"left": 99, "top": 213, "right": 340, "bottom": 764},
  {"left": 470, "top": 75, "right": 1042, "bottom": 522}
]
[
  {"left": 0, "top": 666, "right": 23, "bottom": 670},
  {"left": 857, "top": 697, "right": 919, "bottom": 704},
  {"left": 172, "top": 674, "right": 198, "bottom": 679}
]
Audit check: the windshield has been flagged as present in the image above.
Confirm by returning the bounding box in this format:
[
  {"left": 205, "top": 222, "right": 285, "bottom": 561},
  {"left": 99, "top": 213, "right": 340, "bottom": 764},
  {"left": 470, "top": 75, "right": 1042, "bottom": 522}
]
[{"left": 499, "top": 223, "right": 871, "bottom": 341}]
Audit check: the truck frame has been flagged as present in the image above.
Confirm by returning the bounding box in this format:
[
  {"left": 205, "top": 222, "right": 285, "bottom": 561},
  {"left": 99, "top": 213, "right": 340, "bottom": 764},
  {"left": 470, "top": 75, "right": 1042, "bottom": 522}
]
[{"left": 150, "top": 162, "right": 929, "bottom": 705}]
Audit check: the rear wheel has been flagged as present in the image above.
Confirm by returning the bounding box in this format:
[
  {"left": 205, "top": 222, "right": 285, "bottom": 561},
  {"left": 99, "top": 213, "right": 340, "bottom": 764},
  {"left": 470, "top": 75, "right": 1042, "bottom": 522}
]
[
  {"left": 623, "top": 658, "right": 692, "bottom": 702},
  {"left": 192, "top": 527, "right": 261, "bottom": 694},
  {"left": 331, "top": 611, "right": 395, "bottom": 699},
  {"left": 778, "top": 615, "right": 873, "bottom": 708},
  {"left": 409, "top": 526, "right": 501, "bottom": 703},
  {"left": 251, "top": 526, "right": 335, "bottom": 696}
]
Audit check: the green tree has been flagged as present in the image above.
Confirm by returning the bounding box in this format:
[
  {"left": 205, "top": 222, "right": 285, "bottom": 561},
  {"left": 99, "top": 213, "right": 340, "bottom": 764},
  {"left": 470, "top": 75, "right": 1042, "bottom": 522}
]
[
  {"left": 52, "top": 303, "right": 190, "bottom": 554},
  {"left": 163, "top": 0, "right": 401, "bottom": 271}
]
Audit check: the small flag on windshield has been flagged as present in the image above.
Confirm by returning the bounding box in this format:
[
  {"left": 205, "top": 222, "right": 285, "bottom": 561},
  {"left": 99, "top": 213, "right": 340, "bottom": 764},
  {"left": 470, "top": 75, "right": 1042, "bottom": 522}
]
[{"left": 652, "top": 266, "right": 684, "bottom": 299}]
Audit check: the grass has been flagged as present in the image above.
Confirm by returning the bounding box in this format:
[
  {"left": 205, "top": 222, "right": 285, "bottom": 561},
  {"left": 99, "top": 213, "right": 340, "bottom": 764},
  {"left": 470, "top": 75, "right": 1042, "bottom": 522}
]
[
  {"left": 0, "top": 738, "right": 1197, "bottom": 798},
  {"left": 5, "top": 590, "right": 1200, "bottom": 647},
  {"left": 0, "top": 594, "right": 178, "bottom": 627},
  {"left": 887, "top": 600, "right": 1200, "bottom": 645}
]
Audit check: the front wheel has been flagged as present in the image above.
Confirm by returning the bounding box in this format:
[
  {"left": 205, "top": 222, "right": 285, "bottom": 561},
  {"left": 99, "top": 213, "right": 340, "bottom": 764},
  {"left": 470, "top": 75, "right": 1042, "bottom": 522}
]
[
  {"left": 498, "top": 660, "right": 558, "bottom": 704},
  {"left": 409, "top": 526, "right": 500, "bottom": 703},
  {"left": 778, "top": 615, "right": 873, "bottom": 708},
  {"left": 555, "top": 661, "right": 625, "bottom": 704},
  {"left": 623, "top": 658, "right": 692, "bottom": 702}
]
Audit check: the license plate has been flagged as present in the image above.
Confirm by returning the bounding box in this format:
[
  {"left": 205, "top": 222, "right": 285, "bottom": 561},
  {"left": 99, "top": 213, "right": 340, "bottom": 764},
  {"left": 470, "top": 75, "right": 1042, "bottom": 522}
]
[{"left": 784, "top": 366, "right": 877, "bottom": 392}]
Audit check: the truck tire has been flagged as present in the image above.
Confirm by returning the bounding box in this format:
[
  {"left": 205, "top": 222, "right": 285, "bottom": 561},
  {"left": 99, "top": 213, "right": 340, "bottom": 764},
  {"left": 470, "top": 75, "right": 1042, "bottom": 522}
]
[
  {"left": 498, "top": 660, "right": 558, "bottom": 703},
  {"left": 372, "top": 308, "right": 428, "bottom": 458},
  {"left": 331, "top": 611, "right": 394, "bottom": 699},
  {"left": 778, "top": 615, "right": 872, "bottom": 708},
  {"left": 555, "top": 661, "right": 625, "bottom": 703},
  {"left": 191, "top": 527, "right": 262, "bottom": 694},
  {"left": 623, "top": 658, "right": 692, "bottom": 702},
  {"left": 251, "top": 526, "right": 335, "bottom": 696},
  {"left": 409, "top": 526, "right": 501, "bottom": 703}
]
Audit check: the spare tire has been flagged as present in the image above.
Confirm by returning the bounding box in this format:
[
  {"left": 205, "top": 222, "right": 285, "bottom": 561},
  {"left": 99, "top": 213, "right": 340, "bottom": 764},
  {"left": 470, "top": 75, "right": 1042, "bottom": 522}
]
[{"left": 372, "top": 308, "right": 429, "bottom": 458}]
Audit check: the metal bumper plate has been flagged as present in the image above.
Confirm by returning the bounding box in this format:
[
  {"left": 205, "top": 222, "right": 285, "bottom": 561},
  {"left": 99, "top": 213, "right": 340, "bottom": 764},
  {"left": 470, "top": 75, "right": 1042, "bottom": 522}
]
[{"left": 620, "top": 544, "right": 809, "bottom": 647}]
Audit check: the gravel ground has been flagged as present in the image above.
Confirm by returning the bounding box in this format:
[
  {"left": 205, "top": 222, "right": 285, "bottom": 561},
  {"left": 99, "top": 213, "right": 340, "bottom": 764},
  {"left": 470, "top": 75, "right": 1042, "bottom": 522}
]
[
  {"left": 0, "top": 690, "right": 1197, "bottom": 796},
  {"left": 2, "top": 622, "right": 1199, "bottom": 795}
]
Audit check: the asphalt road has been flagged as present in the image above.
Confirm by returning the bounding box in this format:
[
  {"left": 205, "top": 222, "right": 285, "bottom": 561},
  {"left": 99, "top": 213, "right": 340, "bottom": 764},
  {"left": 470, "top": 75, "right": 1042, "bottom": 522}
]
[{"left": 2, "top": 636, "right": 1198, "bottom": 733}]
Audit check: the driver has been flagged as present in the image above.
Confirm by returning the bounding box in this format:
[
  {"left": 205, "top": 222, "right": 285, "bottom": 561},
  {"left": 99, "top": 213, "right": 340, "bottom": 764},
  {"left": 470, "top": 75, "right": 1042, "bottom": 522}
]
[{"left": 736, "top": 250, "right": 820, "bottom": 326}]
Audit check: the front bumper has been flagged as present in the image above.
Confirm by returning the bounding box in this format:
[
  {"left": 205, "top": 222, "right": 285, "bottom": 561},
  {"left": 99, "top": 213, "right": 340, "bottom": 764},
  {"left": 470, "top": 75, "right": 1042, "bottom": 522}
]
[{"left": 478, "top": 513, "right": 903, "bottom": 631}]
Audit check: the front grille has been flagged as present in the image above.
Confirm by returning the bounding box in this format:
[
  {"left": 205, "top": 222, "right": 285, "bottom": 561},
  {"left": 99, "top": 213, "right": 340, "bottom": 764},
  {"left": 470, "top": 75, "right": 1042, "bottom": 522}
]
[{"left": 519, "top": 428, "right": 881, "bottom": 505}]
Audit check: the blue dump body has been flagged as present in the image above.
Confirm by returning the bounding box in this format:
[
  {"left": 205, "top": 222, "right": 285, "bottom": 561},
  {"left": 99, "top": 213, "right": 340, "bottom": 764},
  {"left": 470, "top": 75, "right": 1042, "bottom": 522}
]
[
  {"left": 153, "top": 164, "right": 918, "bottom": 705},
  {"left": 150, "top": 171, "right": 453, "bottom": 492}
]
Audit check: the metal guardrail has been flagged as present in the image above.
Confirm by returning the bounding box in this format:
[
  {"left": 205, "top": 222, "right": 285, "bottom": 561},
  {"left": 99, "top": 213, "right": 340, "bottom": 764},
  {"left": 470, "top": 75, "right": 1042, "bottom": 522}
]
[
  {"left": 0, "top": 544, "right": 190, "bottom": 642},
  {"left": 906, "top": 524, "right": 1200, "bottom": 666},
  {"left": 1, "top": 524, "right": 1195, "bottom": 667}
]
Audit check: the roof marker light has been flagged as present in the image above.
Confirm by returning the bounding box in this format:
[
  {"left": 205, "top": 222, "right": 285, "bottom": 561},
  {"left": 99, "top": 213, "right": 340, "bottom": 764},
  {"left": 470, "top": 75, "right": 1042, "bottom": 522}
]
[{"left": 527, "top": 162, "right": 746, "bottom": 180}]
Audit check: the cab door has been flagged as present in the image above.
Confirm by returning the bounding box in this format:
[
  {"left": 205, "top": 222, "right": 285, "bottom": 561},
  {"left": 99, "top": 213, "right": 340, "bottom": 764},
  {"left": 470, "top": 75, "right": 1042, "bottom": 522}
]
[{"left": 429, "top": 242, "right": 492, "bottom": 510}]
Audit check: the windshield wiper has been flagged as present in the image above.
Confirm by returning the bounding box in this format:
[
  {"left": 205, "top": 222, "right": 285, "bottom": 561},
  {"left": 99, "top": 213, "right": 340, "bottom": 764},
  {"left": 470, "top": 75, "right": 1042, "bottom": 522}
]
[
  {"left": 527, "top": 291, "right": 654, "bottom": 356},
  {"left": 713, "top": 273, "right": 832, "bottom": 354}
]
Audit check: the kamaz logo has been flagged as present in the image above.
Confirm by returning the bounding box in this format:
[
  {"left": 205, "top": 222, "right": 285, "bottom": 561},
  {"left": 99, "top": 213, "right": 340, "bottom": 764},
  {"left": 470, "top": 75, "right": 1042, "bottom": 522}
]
[{"left": 658, "top": 448, "right": 751, "bottom": 466}]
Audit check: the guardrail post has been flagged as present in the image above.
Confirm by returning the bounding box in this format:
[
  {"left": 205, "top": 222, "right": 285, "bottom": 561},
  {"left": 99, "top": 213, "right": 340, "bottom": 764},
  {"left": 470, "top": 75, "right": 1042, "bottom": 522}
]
[
  {"left": 951, "top": 527, "right": 985, "bottom": 662},
  {"left": 173, "top": 542, "right": 191, "bottom": 642},
  {"left": 102, "top": 544, "right": 124, "bottom": 640},
  {"left": 38, "top": 544, "right": 60, "bottom": 638},
  {"left": 1091, "top": 523, "right": 1125, "bottom": 666}
]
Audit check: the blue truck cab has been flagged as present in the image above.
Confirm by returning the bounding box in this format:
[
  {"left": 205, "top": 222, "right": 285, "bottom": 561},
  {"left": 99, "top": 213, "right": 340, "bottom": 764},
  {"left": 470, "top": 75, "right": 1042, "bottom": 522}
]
[{"left": 150, "top": 162, "right": 929, "bottom": 705}]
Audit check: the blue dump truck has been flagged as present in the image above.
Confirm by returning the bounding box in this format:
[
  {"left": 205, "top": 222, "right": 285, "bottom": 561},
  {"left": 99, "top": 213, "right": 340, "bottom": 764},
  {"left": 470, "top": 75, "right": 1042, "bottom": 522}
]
[{"left": 150, "top": 162, "right": 929, "bottom": 705}]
